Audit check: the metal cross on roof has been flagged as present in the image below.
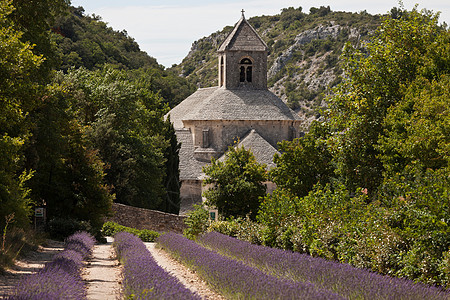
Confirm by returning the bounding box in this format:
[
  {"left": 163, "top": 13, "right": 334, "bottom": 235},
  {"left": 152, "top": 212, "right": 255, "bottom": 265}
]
[{"left": 241, "top": 9, "right": 245, "bottom": 18}]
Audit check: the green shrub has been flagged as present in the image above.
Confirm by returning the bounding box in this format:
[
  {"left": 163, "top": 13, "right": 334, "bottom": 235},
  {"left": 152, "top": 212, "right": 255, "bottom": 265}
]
[
  {"left": 101, "top": 221, "right": 160, "bottom": 242},
  {"left": 208, "top": 220, "right": 239, "bottom": 237},
  {"left": 47, "top": 217, "right": 92, "bottom": 240},
  {"left": 183, "top": 204, "right": 209, "bottom": 240}
]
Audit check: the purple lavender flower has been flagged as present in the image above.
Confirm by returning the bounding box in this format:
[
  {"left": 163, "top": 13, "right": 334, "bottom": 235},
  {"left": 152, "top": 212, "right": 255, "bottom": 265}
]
[
  {"left": 7, "top": 231, "right": 95, "bottom": 300},
  {"left": 158, "top": 232, "right": 344, "bottom": 300},
  {"left": 113, "top": 231, "right": 201, "bottom": 300},
  {"left": 198, "top": 231, "right": 450, "bottom": 300}
]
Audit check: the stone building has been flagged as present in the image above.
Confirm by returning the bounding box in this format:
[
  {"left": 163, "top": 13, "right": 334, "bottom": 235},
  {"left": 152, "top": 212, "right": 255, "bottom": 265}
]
[{"left": 167, "top": 12, "right": 302, "bottom": 213}]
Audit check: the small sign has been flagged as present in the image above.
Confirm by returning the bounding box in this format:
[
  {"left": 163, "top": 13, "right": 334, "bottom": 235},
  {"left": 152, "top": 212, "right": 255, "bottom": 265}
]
[{"left": 35, "top": 207, "right": 44, "bottom": 217}]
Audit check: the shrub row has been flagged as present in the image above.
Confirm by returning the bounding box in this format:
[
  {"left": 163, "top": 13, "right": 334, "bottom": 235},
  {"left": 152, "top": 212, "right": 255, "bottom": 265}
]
[
  {"left": 102, "top": 221, "right": 160, "bottom": 242},
  {"left": 7, "top": 231, "right": 95, "bottom": 299},
  {"left": 158, "top": 232, "right": 343, "bottom": 299},
  {"left": 113, "top": 231, "right": 200, "bottom": 300},
  {"left": 198, "top": 231, "right": 450, "bottom": 300}
]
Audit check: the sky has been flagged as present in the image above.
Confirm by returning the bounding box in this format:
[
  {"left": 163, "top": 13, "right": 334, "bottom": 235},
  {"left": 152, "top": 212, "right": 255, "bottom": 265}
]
[{"left": 70, "top": 0, "right": 450, "bottom": 68}]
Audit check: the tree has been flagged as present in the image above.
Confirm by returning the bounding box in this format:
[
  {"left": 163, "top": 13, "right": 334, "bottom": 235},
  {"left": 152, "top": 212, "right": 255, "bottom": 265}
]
[
  {"left": 61, "top": 66, "right": 172, "bottom": 211},
  {"left": 203, "top": 146, "right": 267, "bottom": 219},
  {"left": 0, "top": 0, "right": 44, "bottom": 228},
  {"left": 161, "top": 117, "right": 181, "bottom": 214},
  {"left": 25, "top": 77, "right": 113, "bottom": 231},
  {"left": 326, "top": 6, "right": 447, "bottom": 195},
  {"left": 270, "top": 121, "right": 334, "bottom": 198}
]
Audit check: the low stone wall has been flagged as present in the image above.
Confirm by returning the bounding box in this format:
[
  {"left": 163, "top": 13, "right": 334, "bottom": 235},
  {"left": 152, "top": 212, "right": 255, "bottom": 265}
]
[{"left": 107, "top": 203, "right": 187, "bottom": 234}]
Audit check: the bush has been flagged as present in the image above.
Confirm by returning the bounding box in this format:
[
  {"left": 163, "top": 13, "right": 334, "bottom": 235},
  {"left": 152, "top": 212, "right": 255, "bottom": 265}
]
[
  {"left": 101, "top": 221, "right": 160, "bottom": 242},
  {"left": 47, "top": 218, "right": 92, "bottom": 241},
  {"left": 183, "top": 204, "right": 209, "bottom": 240}
]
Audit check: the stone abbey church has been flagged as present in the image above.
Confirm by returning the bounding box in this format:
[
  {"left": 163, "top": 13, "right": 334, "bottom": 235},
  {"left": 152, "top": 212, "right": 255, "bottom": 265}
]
[{"left": 167, "top": 13, "right": 302, "bottom": 213}]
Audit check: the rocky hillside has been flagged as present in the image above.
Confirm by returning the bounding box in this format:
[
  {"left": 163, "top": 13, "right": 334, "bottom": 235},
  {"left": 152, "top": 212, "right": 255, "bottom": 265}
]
[{"left": 170, "top": 6, "right": 382, "bottom": 122}]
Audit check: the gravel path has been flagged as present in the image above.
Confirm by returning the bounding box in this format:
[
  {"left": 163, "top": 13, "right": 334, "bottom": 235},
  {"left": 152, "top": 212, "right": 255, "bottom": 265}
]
[
  {"left": 83, "top": 238, "right": 122, "bottom": 300},
  {"left": 145, "top": 242, "right": 225, "bottom": 300},
  {"left": 0, "top": 240, "right": 64, "bottom": 297},
  {"left": 1, "top": 237, "right": 223, "bottom": 300}
]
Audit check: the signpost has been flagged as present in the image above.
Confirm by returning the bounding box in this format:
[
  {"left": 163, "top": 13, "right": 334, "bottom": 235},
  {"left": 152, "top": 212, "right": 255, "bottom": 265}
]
[{"left": 34, "top": 207, "right": 46, "bottom": 230}]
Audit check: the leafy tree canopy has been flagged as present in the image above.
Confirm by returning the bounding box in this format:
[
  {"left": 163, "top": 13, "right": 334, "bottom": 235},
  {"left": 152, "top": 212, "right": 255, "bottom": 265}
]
[{"left": 203, "top": 146, "right": 268, "bottom": 219}]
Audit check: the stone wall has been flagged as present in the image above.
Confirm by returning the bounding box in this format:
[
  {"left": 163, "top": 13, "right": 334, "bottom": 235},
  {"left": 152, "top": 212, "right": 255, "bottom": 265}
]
[{"left": 107, "top": 203, "right": 187, "bottom": 233}]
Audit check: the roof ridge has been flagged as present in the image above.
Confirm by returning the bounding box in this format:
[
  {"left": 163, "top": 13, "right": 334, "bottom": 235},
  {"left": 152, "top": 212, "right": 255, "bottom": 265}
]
[{"left": 218, "top": 15, "right": 268, "bottom": 52}]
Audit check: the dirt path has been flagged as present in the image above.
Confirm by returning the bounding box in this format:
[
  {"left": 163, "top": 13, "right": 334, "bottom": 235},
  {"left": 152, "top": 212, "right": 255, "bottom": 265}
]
[
  {"left": 0, "top": 240, "right": 64, "bottom": 297},
  {"left": 83, "top": 237, "right": 122, "bottom": 300},
  {"left": 145, "top": 242, "right": 225, "bottom": 300}
]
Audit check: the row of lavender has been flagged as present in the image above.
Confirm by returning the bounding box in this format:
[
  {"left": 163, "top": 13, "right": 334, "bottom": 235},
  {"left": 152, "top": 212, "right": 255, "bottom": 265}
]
[
  {"left": 158, "top": 232, "right": 343, "bottom": 299},
  {"left": 197, "top": 232, "right": 449, "bottom": 300},
  {"left": 7, "top": 232, "right": 96, "bottom": 300},
  {"left": 113, "top": 231, "right": 200, "bottom": 299}
]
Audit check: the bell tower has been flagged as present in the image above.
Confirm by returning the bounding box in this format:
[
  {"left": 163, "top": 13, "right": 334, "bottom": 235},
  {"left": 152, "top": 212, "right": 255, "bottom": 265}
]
[{"left": 218, "top": 10, "right": 268, "bottom": 90}]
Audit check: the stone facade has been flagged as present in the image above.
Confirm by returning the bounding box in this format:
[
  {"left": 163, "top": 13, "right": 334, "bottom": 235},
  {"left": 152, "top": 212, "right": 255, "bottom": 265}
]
[
  {"left": 166, "top": 13, "right": 303, "bottom": 214},
  {"left": 107, "top": 203, "right": 186, "bottom": 233}
]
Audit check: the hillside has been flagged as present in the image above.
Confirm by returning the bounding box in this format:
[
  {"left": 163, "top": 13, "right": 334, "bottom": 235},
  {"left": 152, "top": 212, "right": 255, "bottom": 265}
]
[
  {"left": 51, "top": 6, "right": 196, "bottom": 107},
  {"left": 171, "top": 6, "right": 382, "bottom": 122}
]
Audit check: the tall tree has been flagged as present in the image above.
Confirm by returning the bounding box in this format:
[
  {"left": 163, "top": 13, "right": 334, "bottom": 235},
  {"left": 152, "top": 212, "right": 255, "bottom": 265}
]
[
  {"left": 26, "top": 76, "right": 113, "bottom": 230},
  {"left": 161, "top": 117, "right": 181, "bottom": 214},
  {"left": 63, "top": 66, "right": 171, "bottom": 210},
  {"left": 0, "top": 0, "right": 44, "bottom": 228},
  {"left": 326, "top": 6, "right": 447, "bottom": 195}
]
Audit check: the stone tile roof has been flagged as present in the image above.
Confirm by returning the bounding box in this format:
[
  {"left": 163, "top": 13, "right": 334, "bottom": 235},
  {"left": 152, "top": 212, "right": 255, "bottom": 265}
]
[
  {"left": 166, "top": 87, "right": 218, "bottom": 129},
  {"left": 169, "top": 87, "right": 301, "bottom": 124},
  {"left": 218, "top": 16, "right": 268, "bottom": 52},
  {"left": 175, "top": 129, "right": 208, "bottom": 180},
  {"left": 218, "top": 129, "right": 279, "bottom": 170}
]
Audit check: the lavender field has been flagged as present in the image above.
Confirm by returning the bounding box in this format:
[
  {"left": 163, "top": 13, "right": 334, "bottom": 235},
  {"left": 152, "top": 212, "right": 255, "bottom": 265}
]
[
  {"left": 113, "top": 231, "right": 200, "bottom": 299},
  {"left": 158, "top": 232, "right": 450, "bottom": 300},
  {"left": 6, "top": 232, "right": 95, "bottom": 300},
  {"left": 5, "top": 230, "right": 448, "bottom": 299},
  {"left": 197, "top": 232, "right": 450, "bottom": 300}
]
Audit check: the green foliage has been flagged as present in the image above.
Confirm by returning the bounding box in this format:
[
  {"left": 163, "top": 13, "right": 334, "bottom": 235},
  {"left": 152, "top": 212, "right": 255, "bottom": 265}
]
[
  {"left": 55, "top": 66, "right": 170, "bottom": 211},
  {"left": 183, "top": 204, "right": 209, "bottom": 240},
  {"left": 47, "top": 217, "right": 92, "bottom": 240},
  {"left": 203, "top": 146, "right": 268, "bottom": 219},
  {"left": 209, "top": 217, "right": 265, "bottom": 245},
  {"left": 375, "top": 167, "right": 450, "bottom": 286},
  {"left": 270, "top": 121, "right": 333, "bottom": 197},
  {"left": 0, "top": 0, "right": 43, "bottom": 229},
  {"left": 216, "top": 7, "right": 450, "bottom": 288},
  {"left": 101, "top": 221, "right": 160, "bottom": 242},
  {"left": 51, "top": 6, "right": 196, "bottom": 108},
  {"left": 52, "top": 6, "right": 159, "bottom": 71},
  {"left": 378, "top": 74, "right": 450, "bottom": 174},
  {"left": 327, "top": 6, "right": 447, "bottom": 194},
  {"left": 11, "top": 0, "right": 68, "bottom": 76},
  {"left": 161, "top": 118, "right": 181, "bottom": 214},
  {"left": 26, "top": 77, "right": 114, "bottom": 231}
]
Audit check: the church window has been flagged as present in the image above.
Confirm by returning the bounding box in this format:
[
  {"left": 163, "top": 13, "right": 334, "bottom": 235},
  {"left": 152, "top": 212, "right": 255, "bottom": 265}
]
[
  {"left": 202, "top": 128, "right": 210, "bottom": 148},
  {"left": 220, "top": 56, "right": 224, "bottom": 86},
  {"left": 240, "top": 66, "right": 246, "bottom": 82},
  {"left": 239, "top": 58, "right": 253, "bottom": 83},
  {"left": 246, "top": 66, "right": 252, "bottom": 82}
]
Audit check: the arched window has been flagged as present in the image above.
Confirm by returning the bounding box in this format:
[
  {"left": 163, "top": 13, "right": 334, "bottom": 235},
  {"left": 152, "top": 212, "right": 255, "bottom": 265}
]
[
  {"left": 240, "top": 66, "right": 246, "bottom": 82},
  {"left": 220, "top": 56, "right": 224, "bottom": 86},
  {"left": 239, "top": 58, "right": 253, "bottom": 83}
]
